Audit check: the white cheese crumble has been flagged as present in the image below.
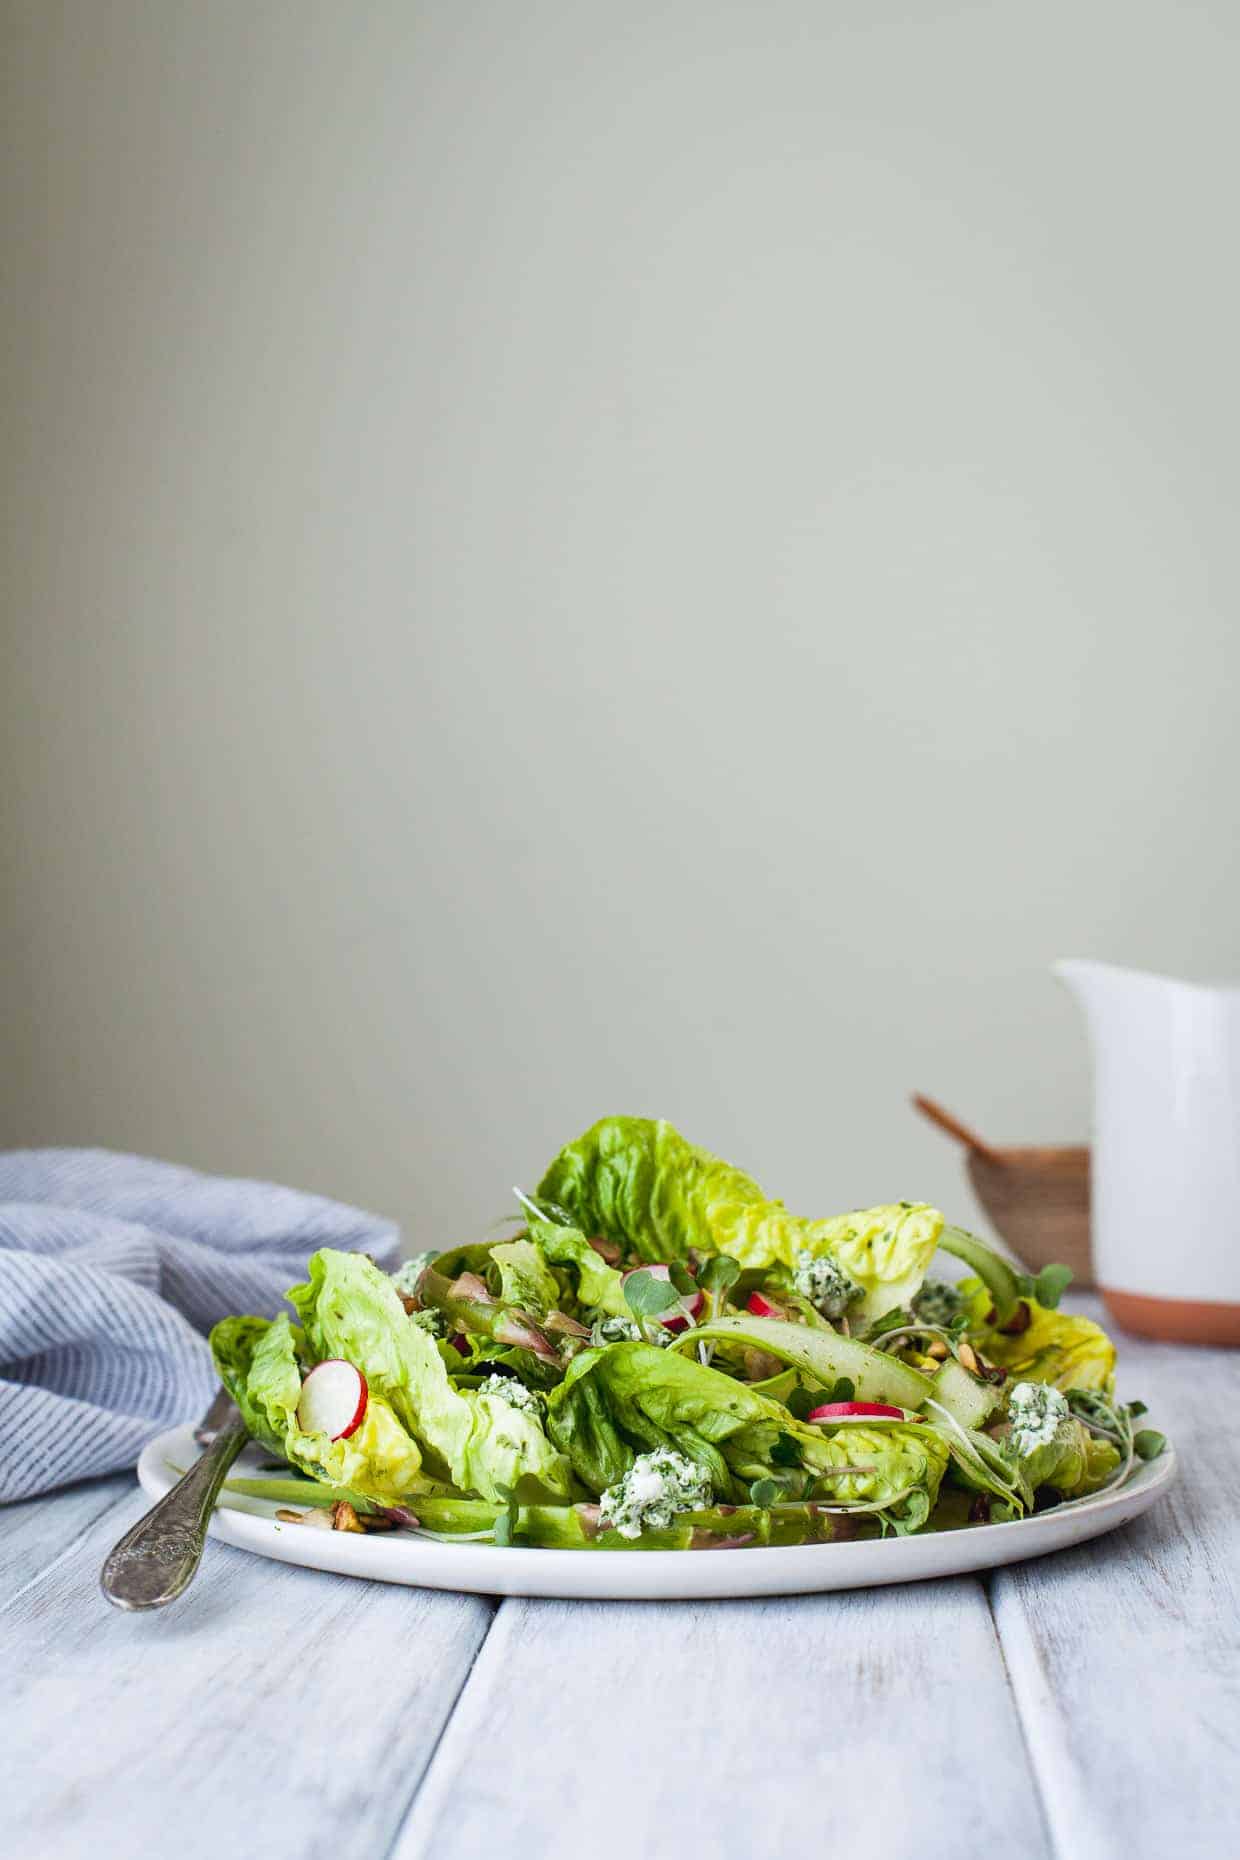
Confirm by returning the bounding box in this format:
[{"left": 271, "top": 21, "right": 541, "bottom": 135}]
[
  {"left": 1007, "top": 1380, "right": 1069, "bottom": 1456},
  {"left": 391, "top": 1251, "right": 439, "bottom": 1296},
  {"left": 912, "top": 1279, "right": 966, "bottom": 1327},
  {"left": 479, "top": 1374, "right": 544, "bottom": 1417},
  {"left": 598, "top": 1449, "right": 713, "bottom": 1539},
  {"left": 793, "top": 1250, "right": 862, "bottom": 1320},
  {"left": 589, "top": 1314, "right": 643, "bottom": 1346},
  {"left": 408, "top": 1307, "right": 445, "bottom": 1338}
]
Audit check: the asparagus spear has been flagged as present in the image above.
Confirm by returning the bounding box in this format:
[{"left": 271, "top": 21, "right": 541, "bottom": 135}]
[{"left": 414, "top": 1266, "right": 574, "bottom": 1366}]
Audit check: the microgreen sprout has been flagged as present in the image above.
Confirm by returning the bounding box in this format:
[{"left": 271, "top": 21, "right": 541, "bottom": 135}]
[
  {"left": 1016, "top": 1263, "right": 1074, "bottom": 1310},
  {"left": 513, "top": 1187, "right": 575, "bottom": 1229},
  {"left": 1064, "top": 1387, "right": 1163, "bottom": 1492},
  {"left": 622, "top": 1270, "right": 682, "bottom": 1320}
]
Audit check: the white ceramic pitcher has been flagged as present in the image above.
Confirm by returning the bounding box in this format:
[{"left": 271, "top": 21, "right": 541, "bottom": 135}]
[{"left": 1055, "top": 958, "right": 1240, "bottom": 1344}]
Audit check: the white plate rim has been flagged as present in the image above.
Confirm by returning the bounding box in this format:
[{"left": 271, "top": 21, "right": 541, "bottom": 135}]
[{"left": 137, "top": 1423, "right": 1177, "bottom": 1601}]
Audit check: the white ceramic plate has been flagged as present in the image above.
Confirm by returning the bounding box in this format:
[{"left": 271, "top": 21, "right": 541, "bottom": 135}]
[{"left": 137, "top": 1424, "right": 1176, "bottom": 1601}]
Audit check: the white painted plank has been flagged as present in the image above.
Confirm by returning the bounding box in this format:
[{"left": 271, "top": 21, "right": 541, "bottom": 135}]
[
  {"left": 0, "top": 1473, "right": 132, "bottom": 1604},
  {"left": 990, "top": 1311, "right": 1240, "bottom": 1860},
  {"left": 393, "top": 1577, "right": 1052, "bottom": 1860},
  {"left": 6, "top": 1486, "right": 497, "bottom": 1860}
]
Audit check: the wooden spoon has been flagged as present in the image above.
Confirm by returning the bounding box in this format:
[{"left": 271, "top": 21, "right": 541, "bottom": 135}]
[{"left": 910, "top": 1094, "right": 1005, "bottom": 1168}]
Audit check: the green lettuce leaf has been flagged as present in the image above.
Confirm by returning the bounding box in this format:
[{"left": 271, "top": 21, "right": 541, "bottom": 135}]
[
  {"left": 421, "top": 1241, "right": 496, "bottom": 1280},
  {"left": 1007, "top": 1414, "right": 1119, "bottom": 1496},
  {"left": 209, "top": 1311, "right": 426, "bottom": 1502},
  {"left": 527, "top": 1219, "right": 629, "bottom": 1317},
  {"left": 537, "top": 1116, "right": 940, "bottom": 1319},
  {"left": 211, "top": 1313, "right": 297, "bottom": 1448},
  {"left": 489, "top": 1237, "right": 561, "bottom": 1317},
  {"left": 284, "top": 1249, "right": 572, "bottom": 1502},
  {"left": 546, "top": 1340, "right": 946, "bottom": 1523},
  {"left": 960, "top": 1279, "right": 1117, "bottom": 1391}
]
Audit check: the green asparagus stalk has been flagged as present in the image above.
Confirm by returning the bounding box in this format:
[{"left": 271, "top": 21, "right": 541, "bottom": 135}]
[{"left": 415, "top": 1266, "right": 564, "bottom": 1364}]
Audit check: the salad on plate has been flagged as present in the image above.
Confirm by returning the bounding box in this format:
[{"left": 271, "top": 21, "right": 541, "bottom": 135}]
[{"left": 209, "top": 1117, "right": 1167, "bottom": 1551}]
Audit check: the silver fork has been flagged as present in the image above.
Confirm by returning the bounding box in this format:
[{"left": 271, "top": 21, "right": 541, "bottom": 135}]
[{"left": 100, "top": 1389, "right": 248, "bottom": 1611}]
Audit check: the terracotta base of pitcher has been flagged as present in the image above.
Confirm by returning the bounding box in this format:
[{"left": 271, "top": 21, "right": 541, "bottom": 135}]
[{"left": 1101, "top": 1287, "right": 1240, "bottom": 1346}]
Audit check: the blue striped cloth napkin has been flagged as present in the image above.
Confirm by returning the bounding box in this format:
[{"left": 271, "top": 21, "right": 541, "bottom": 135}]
[{"left": 0, "top": 1149, "right": 400, "bottom": 1501}]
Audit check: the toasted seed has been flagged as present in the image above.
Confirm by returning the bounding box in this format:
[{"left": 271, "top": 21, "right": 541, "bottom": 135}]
[
  {"left": 331, "top": 1500, "right": 366, "bottom": 1533},
  {"left": 926, "top": 1339, "right": 949, "bottom": 1360},
  {"left": 275, "top": 1505, "right": 334, "bottom": 1530},
  {"left": 956, "top": 1342, "right": 980, "bottom": 1374},
  {"left": 359, "top": 1513, "right": 398, "bottom": 1531}
]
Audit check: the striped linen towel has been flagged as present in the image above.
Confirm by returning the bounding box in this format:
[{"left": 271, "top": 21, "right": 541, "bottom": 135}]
[{"left": 0, "top": 1148, "right": 399, "bottom": 1501}]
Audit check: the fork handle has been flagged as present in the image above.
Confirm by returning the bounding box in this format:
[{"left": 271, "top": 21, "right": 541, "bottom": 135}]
[{"left": 100, "top": 1422, "right": 248, "bottom": 1611}]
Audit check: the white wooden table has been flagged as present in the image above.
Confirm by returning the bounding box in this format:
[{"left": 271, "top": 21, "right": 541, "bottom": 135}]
[{"left": 5, "top": 1301, "right": 1236, "bottom": 1860}]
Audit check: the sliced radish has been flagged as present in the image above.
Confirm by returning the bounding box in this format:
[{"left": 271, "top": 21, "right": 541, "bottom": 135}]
[
  {"left": 623, "top": 1263, "right": 703, "bottom": 1329},
  {"left": 807, "top": 1400, "right": 923, "bottom": 1424},
  {"left": 661, "top": 1288, "right": 704, "bottom": 1333},
  {"left": 746, "top": 1290, "right": 787, "bottom": 1320},
  {"left": 297, "top": 1359, "right": 368, "bottom": 1440}
]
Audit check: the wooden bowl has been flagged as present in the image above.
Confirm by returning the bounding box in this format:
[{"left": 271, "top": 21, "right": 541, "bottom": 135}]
[{"left": 964, "top": 1145, "right": 1093, "bottom": 1288}]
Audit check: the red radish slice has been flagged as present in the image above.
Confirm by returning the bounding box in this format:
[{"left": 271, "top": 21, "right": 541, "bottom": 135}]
[
  {"left": 661, "top": 1289, "right": 704, "bottom": 1332},
  {"left": 297, "top": 1360, "right": 368, "bottom": 1441},
  {"left": 623, "top": 1264, "right": 703, "bottom": 1328},
  {"left": 746, "top": 1290, "right": 787, "bottom": 1320},
  {"left": 807, "top": 1401, "right": 922, "bottom": 1423}
]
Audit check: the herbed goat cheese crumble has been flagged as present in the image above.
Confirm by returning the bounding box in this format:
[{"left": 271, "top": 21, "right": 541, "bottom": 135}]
[
  {"left": 588, "top": 1313, "right": 675, "bottom": 1348},
  {"left": 1007, "top": 1380, "right": 1069, "bottom": 1456},
  {"left": 408, "top": 1307, "right": 446, "bottom": 1338},
  {"left": 793, "top": 1250, "right": 862, "bottom": 1320},
  {"left": 589, "top": 1313, "right": 643, "bottom": 1346},
  {"left": 391, "top": 1252, "right": 439, "bottom": 1296},
  {"left": 912, "top": 1278, "right": 967, "bottom": 1328},
  {"left": 598, "top": 1449, "right": 713, "bottom": 1539},
  {"left": 479, "top": 1374, "right": 544, "bottom": 1417}
]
